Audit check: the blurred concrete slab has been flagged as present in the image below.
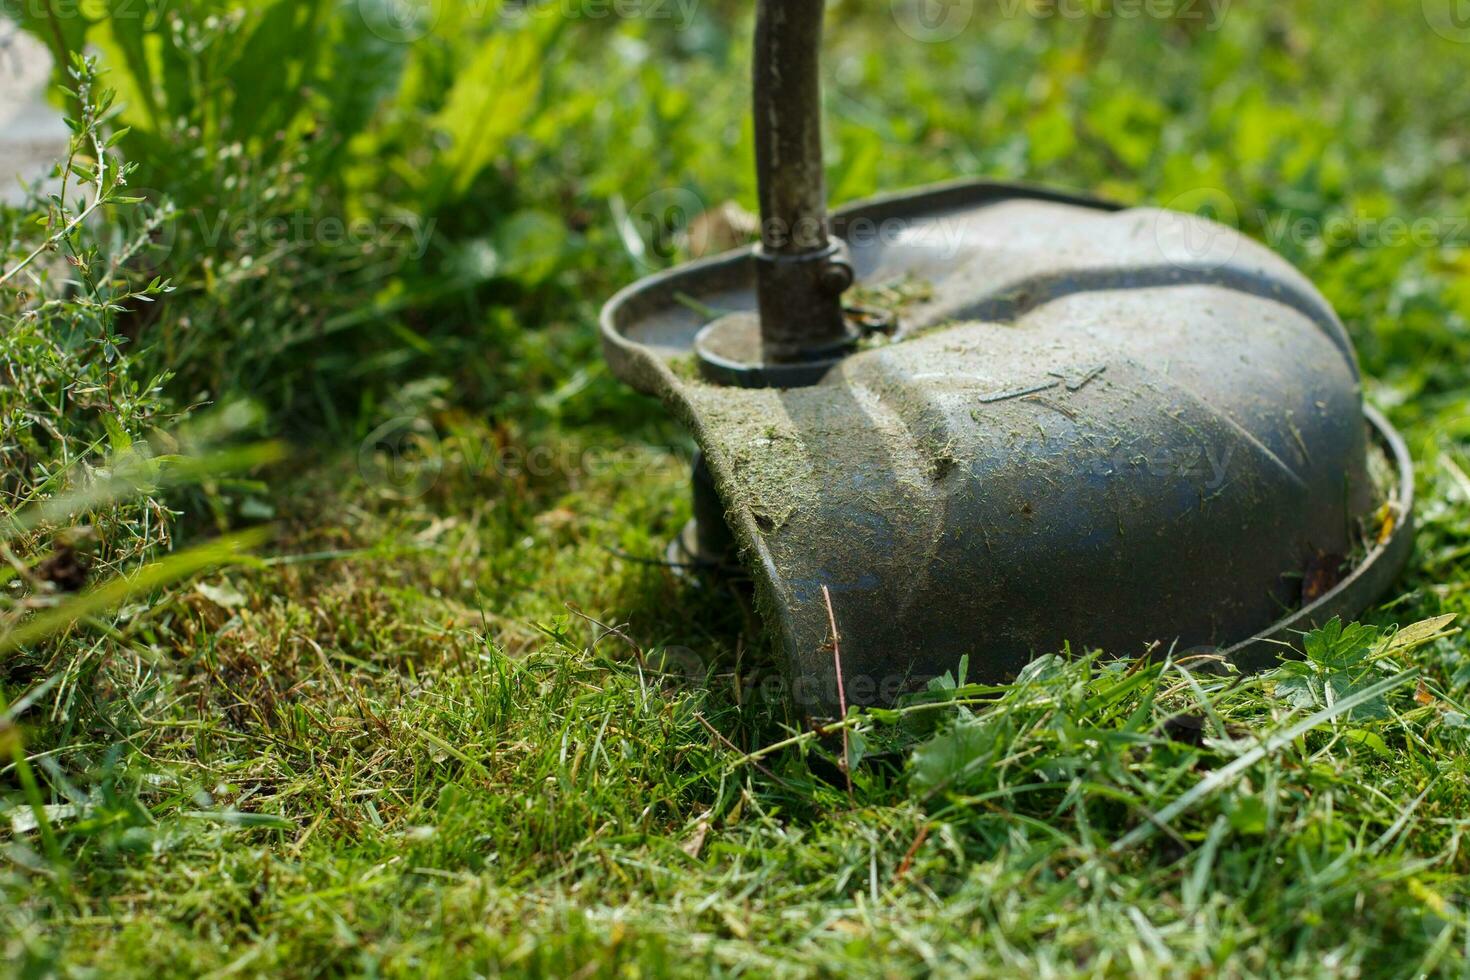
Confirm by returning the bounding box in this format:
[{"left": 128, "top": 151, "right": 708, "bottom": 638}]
[{"left": 1, "top": 26, "right": 69, "bottom": 203}]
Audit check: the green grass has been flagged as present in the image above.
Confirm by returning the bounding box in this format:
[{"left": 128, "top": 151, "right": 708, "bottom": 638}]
[{"left": 4, "top": 0, "right": 1470, "bottom": 975}]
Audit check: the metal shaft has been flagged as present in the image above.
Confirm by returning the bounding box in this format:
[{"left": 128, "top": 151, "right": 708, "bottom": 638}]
[{"left": 753, "top": 0, "right": 854, "bottom": 363}]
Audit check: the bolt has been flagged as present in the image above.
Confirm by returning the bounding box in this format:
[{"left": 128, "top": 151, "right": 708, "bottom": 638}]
[{"left": 820, "top": 259, "right": 855, "bottom": 295}]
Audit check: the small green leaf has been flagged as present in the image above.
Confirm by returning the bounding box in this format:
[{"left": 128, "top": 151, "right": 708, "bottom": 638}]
[
  {"left": 910, "top": 711, "right": 998, "bottom": 796},
  {"left": 100, "top": 414, "right": 133, "bottom": 453},
  {"left": 845, "top": 730, "right": 868, "bottom": 772},
  {"left": 1342, "top": 729, "right": 1392, "bottom": 758},
  {"left": 1387, "top": 615, "right": 1458, "bottom": 653},
  {"left": 1303, "top": 618, "right": 1377, "bottom": 669},
  {"left": 1225, "top": 793, "right": 1269, "bottom": 835}
]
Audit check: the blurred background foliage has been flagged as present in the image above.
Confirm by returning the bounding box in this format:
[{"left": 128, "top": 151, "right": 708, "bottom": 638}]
[
  {"left": 3, "top": 0, "right": 1470, "bottom": 972},
  {"left": 7, "top": 0, "right": 1466, "bottom": 444}
]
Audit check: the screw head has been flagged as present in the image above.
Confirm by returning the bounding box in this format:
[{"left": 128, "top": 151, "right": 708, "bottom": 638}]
[{"left": 820, "top": 260, "right": 855, "bottom": 295}]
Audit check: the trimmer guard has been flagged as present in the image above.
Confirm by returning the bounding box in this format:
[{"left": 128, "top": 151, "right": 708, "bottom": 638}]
[{"left": 602, "top": 181, "right": 1414, "bottom": 718}]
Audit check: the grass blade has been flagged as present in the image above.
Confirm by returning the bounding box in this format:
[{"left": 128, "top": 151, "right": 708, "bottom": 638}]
[{"left": 1110, "top": 670, "right": 1416, "bottom": 853}]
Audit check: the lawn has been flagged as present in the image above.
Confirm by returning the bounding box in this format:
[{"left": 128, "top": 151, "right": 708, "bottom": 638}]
[{"left": 3, "top": 0, "right": 1470, "bottom": 975}]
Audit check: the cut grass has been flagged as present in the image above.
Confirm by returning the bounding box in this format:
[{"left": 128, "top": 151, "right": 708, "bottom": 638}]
[
  {"left": 6, "top": 401, "right": 1470, "bottom": 976},
  {"left": 4, "top": 1, "right": 1470, "bottom": 976}
]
